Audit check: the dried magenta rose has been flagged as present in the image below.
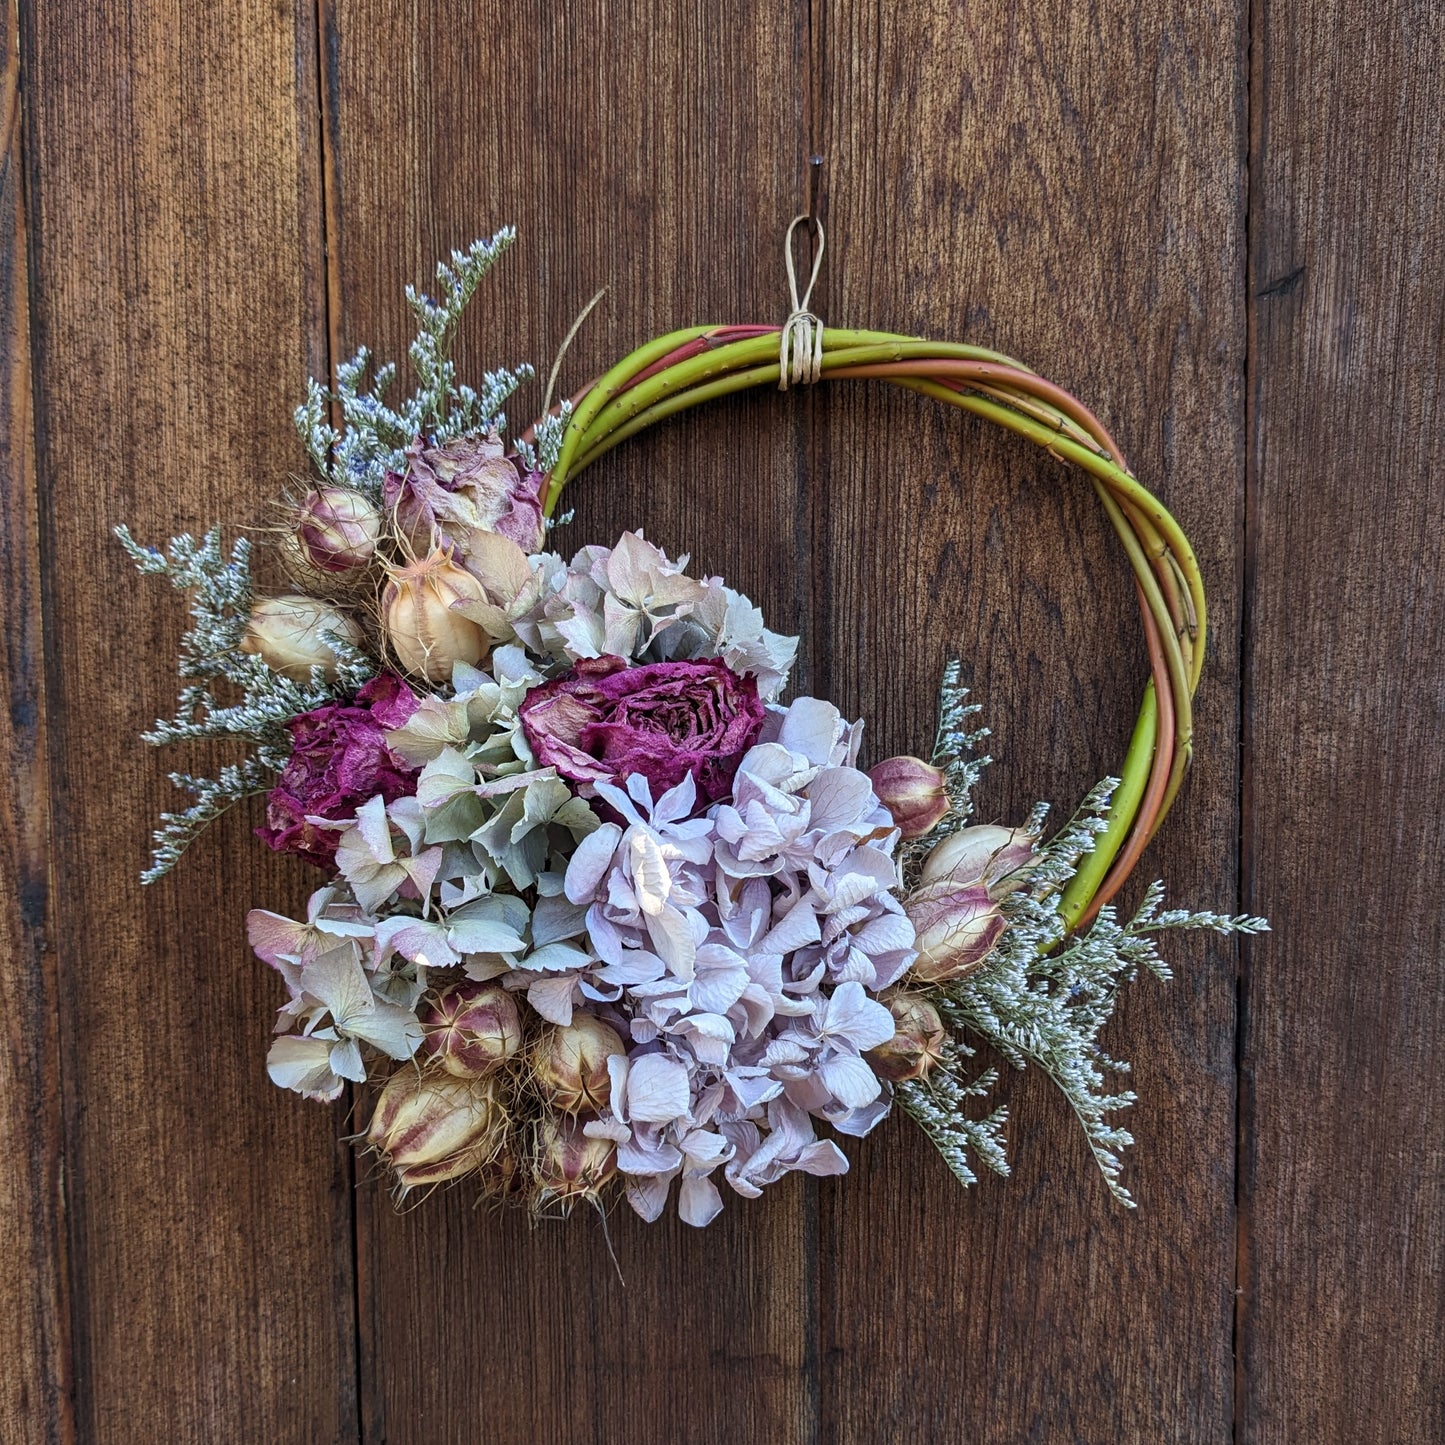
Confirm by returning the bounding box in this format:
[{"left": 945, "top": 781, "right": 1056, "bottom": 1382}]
[
  {"left": 382, "top": 430, "right": 546, "bottom": 557},
  {"left": 518, "top": 655, "right": 765, "bottom": 805},
  {"left": 256, "top": 671, "right": 420, "bottom": 867}
]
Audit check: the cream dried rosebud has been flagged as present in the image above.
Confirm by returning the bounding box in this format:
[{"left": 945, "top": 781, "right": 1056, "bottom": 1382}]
[
  {"left": 920, "top": 824, "right": 1036, "bottom": 893},
  {"left": 531, "top": 1113, "right": 617, "bottom": 1209},
  {"left": 366, "top": 1068, "right": 507, "bottom": 1192},
  {"left": 866, "top": 993, "right": 947, "bottom": 1082},
  {"left": 418, "top": 981, "right": 521, "bottom": 1079},
  {"left": 868, "top": 755, "right": 950, "bottom": 838},
  {"left": 529, "top": 1014, "right": 625, "bottom": 1115},
  {"left": 293, "top": 484, "right": 381, "bottom": 573},
  {"left": 239, "top": 594, "right": 363, "bottom": 681},
  {"left": 905, "top": 879, "right": 1006, "bottom": 984},
  {"left": 381, "top": 548, "right": 490, "bottom": 682}
]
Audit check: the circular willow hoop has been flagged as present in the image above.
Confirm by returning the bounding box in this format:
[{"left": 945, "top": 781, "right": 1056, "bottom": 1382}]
[{"left": 531, "top": 324, "right": 1202, "bottom": 933}]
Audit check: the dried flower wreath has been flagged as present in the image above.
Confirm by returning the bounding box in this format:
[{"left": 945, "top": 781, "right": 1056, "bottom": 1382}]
[{"left": 120, "top": 223, "right": 1263, "bottom": 1226}]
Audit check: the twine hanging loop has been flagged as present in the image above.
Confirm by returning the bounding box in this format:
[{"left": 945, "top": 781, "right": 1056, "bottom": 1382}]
[{"left": 779, "top": 215, "right": 825, "bottom": 390}]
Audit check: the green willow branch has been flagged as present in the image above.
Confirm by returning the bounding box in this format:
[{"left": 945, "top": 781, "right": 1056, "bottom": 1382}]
[{"left": 536, "top": 324, "right": 1205, "bottom": 929}]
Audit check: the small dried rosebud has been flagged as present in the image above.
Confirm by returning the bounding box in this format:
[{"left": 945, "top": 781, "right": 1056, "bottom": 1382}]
[
  {"left": 529, "top": 1014, "right": 626, "bottom": 1115},
  {"left": 293, "top": 484, "right": 381, "bottom": 573},
  {"left": 418, "top": 981, "right": 521, "bottom": 1079},
  {"left": 905, "top": 879, "right": 1006, "bottom": 984},
  {"left": 366, "top": 1068, "right": 508, "bottom": 1192},
  {"left": 239, "top": 594, "right": 363, "bottom": 681},
  {"left": 920, "top": 824, "right": 1036, "bottom": 893},
  {"left": 381, "top": 548, "right": 491, "bottom": 682},
  {"left": 867, "top": 994, "right": 948, "bottom": 1082},
  {"left": 531, "top": 1113, "right": 617, "bottom": 1210},
  {"left": 868, "top": 755, "right": 950, "bottom": 838}
]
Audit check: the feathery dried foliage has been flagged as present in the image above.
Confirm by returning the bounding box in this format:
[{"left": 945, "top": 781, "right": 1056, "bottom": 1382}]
[
  {"left": 295, "top": 229, "right": 532, "bottom": 495},
  {"left": 115, "top": 525, "right": 374, "bottom": 882},
  {"left": 903, "top": 684, "right": 1268, "bottom": 1204}
]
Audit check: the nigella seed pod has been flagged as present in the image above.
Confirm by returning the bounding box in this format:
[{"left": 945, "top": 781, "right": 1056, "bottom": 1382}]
[
  {"left": 293, "top": 484, "right": 381, "bottom": 573},
  {"left": 529, "top": 1014, "right": 626, "bottom": 1115},
  {"left": 867, "top": 994, "right": 948, "bottom": 1082},
  {"left": 366, "top": 1068, "right": 508, "bottom": 1193},
  {"left": 380, "top": 548, "right": 491, "bottom": 683},
  {"left": 920, "top": 824, "right": 1036, "bottom": 892},
  {"left": 868, "top": 755, "right": 950, "bottom": 839},
  {"left": 418, "top": 981, "right": 521, "bottom": 1079},
  {"left": 905, "top": 879, "right": 1007, "bottom": 984},
  {"left": 476, "top": 1143, "right": 528, "bottom": 1206},
  {"left": 530, "top": 1114, "right": 617, "bottom": 1211},
  {"left": 239, "top": 594, "right": 363, "bottom": 682}
]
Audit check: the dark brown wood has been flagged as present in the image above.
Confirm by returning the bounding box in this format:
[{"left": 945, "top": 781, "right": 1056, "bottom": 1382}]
[
  {"left": 19, "top": 1, "right": 357, "bottom": 1438},
  {"left": 7, "top": 0, "right": 1443, "bottom": 1439},
  {"left": 814, "top": 3, "right": 1246, "bottom": 1440},
  {"left": 1240, "top": 2, "right": 1445, "bottom": 1440},
  {"left": 319, "top": 4, "right": 816, "bottom": 1441},
  {"left": 0, "top": 1, "right": 71, "bottom": 1438}
]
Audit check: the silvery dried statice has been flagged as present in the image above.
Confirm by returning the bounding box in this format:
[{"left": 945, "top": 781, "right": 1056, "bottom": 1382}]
[
  {"left": 123, "top": 230, "right": 537, "bottom": 881},
  {"left": 116, "top": 525, "right": 374, "bottom": 882},
  {"left": 899, "top": 711, "right": 1269, "bottom": 1205},
  {"left": 296, "top": 230, "right": 531, "bottom": 496}
]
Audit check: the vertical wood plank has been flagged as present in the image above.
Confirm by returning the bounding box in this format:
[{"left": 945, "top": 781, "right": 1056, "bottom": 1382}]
[
  {"left": 22, "top": 1, "right": 358, "bottom": 1437},
  {"left": 0, "top": 1, "right": 71, "bottom": 1438},
  {"left": 320, "top": 3, "right": 814, "bottom": 1441},
  {"left": 814, "top": 3, "right": 1246, "bottom": 1439},
  {"left": 1241, "top": 1, "right": 1445, "bottom": 1439}
]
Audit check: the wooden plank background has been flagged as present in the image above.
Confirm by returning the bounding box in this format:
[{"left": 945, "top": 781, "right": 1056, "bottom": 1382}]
[{"left": 3, "top": 0, "right": 1439, "bottom": 1440}]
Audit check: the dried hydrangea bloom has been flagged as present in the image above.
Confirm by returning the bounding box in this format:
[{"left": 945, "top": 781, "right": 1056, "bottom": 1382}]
[
  {"left": 559, "top": 696, "right": 917, "bottom": 1225},
  {"left": 546, "top": 531, "right": 707, "bottom": 660},
  {"left": 540, "top": 533, "right": 797, "bottom": 701},
  {"left": 259, "top": 941, "right": 423, "bottom": 1102},
  {"left": 654, "top": 576, "right": 798, "bottom": 702}
]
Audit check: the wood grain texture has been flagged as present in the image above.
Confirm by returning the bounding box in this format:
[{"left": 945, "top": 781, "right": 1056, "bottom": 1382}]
[
  {"left": 319, "top": 4, "right": 816, "bottom": 1441},
  {"left": 20, "top": 0, "right": 357, "bottom": 1438},
  {"left": 1240, "top": 1, "right": 1445, "bottom": 1440},
  {"left": 814, "top": 3, "right": 1246, "bottom": 1440},
  {"left": 0, "top": 1, "right": 71, "bottom": 1439},
  {"left": 8, "top": 0, "right": 1443, "bottom": 1439}
]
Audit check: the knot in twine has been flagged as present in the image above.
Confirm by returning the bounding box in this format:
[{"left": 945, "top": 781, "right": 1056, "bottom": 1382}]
[{"left": 779, "top": 215, "right": 825, "bottom": 390}]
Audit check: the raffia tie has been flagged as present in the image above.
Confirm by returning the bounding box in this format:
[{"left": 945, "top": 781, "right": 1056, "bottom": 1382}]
[{"left": 779, "top": 214, "right": 825, "bottom": 390}]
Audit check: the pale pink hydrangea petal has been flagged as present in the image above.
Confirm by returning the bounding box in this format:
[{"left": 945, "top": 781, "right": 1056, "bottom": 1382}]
[
  {"left": 625, "top": 1053, "right": 693, "bottom": 1124},
  {"left": 564, "top": 823, "right": 623, "bottom": 903},
  {"left": 819, "top": 981, "right": 896, "bottom": 1052},
  {"left": 679, "top": 1173, "right": 724, "bottom": 1227},
  {"left": 267, "top": 1035, "right": 346, "bottom": 1102},
  {"left": 778, "top": 696, "right": 843, "bottom": 765},
  {"left": 828, "top": 1097, "right": 892, "bottom": 1138},
  {"left": 625, "top": 1173, "right": 675, "bottom": 1223},
  {"left": 526, "top": 974, "right": 581, "bottom": 1026},
  {"left": 793, "top": 1139, "right": 849, "bottom": 1176},
  {"left": 818, "top": 1053, "right": 883, "bottom": 1110}
]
